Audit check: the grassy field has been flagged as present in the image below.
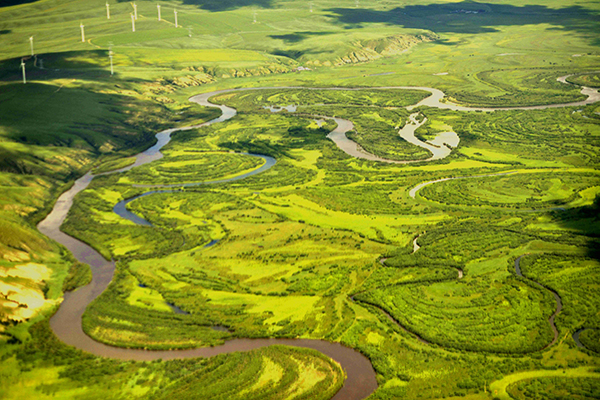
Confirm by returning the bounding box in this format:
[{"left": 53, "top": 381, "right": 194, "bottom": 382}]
[
  {"left": 519, "top": 254, "right": 600, "bottom": 339},
  {"left": 1, "top": 0, "right": 600, "bottom": 399},
  {"left": 490, "top": 367, "right": 600, "bottom": 400},
  {"left": 419, "top": 171, "right": 600, "bottom": 209},
  {"left": 0, "top": 323, "right": 344, "bottom": 400},
  {"left": 568, "top": 73, "right": 600, "bottom": 88}
]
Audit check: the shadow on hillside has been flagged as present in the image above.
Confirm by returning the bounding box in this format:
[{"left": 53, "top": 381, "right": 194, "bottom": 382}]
[
  {"left": 182, "top": 0, "right": 272, "bottom": 11},
  {"left": 0, "top": 0, "right": 39, "bottom": 7},
  {"left": 326, "top": 2, "right": 600, "bottom": 45},
  {"left": 270, "top": 32, "right": 331, "bottom": 44},
  {"left": 0, "top": 80, "right": 159, "bottom": 178},
  {"left": 271, "top": 49, "right": 305, "bottom": 60},
  {"left": 0, "top": 51, "right": 140, "bottom": 84},
  {"left": 551, "top": 196, "right": 600, "bottom": 261},
  {"left": 116, "top": 0, "right": 273, "bottom": 12}
]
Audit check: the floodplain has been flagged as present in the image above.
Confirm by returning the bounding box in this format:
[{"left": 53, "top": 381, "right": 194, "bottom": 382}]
[{"left": 1, "top": 1, "right": 599, "bottom": 399}]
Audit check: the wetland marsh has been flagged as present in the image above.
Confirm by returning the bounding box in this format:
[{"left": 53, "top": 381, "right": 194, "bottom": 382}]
[{"left": 1, "top": 1, "right": 600, "bottom": 399}]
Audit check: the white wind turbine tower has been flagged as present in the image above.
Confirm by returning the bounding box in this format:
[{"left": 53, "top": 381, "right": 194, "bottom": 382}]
[
  {"left": 131, "top": 13, "right": 136, "bottom": 31},
  {"left": 29, "top": 36, "right": 34, "bottom": 56},
  {"left": 174, "top": 9, "right": 178, "bottom": 28},
  {"left": 310, "top": 2, "right": 313, "bottom": 12},
  {"left": 106, "top": 2, "right": 110, "bottom": 19},
  {"left": 20, "top": 58, "right": 26, "bottom": 84},
  {"left": 133, "top": 2, "right": 138, "bottom": 20},
  {"left": 80, "top": 23, "right": 85, "bottom": 42},
  {"left": 157, "top": 4, "right": 161, "bottom": 21},
  {"left": 109, "top": 49, "right": 114, "bottom": 76},
  {"left": 253, "top": 10, "right": 257, "bottom": 23}
]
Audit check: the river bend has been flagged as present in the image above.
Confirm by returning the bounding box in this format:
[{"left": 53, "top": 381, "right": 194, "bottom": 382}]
[
  {"left": 514, "top": 255, "right": 562, "bottom": 349},
  {"left": 37, "top": 77, "right": 599, "bottom": 400}
]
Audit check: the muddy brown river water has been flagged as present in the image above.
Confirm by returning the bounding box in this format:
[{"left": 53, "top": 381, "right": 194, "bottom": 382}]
[{"left": 38, "top": 78, "right": 600, "bottom": 399}]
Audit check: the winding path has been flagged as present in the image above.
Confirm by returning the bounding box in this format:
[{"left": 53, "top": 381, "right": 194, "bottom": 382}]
[{"left": 36, "top": 76, "right": 600, "bottom": 400}]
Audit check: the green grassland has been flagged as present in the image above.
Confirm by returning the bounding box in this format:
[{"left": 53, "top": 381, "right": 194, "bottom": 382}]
[
  {"left": 519, "top": 254, "right": 600, "bottom": 339},
  {"left": 357, "top": 277, "right": 555, "bottom": 353},
  {"left": 214, "top": 88, "right": 438, "bottom": 160},
  {"left": 419, "top": 172, "right": 600, "bottom": 209},
  {"left": 1, "top": 0, "right": 600, "bottom": 399},
  {"left": 0, "top": 323, "right": 344, "bottom": 400},
  {"left": 579, "top": 329, "right": 600, "bottom": 354},
  {"left": 121, "top": 151, "right": 265, "bottom": 185},
  {"left": 568, "top": 73, "right": 600, "bottom": 88},
  {"left": 60, "top": 86, "right": 600, "bottom": 396},
  {"left": 508, "top": 376, "right": 600, "bottom": 399},
  {"left": 212, "top": 88, "right": 430, "bottom": 109},
  {"left": 491, "top": 367, "right": 600, "bottom": 400}
]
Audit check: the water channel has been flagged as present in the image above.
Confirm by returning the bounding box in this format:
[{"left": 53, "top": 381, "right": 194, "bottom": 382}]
[{"left": 38, "top": 77, "right": 600, "bottom": 399}]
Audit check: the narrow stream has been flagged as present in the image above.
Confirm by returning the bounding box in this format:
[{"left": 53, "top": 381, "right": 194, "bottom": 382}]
[
  {"left": 36, "top": 77, "right": 599, "bottom": 399},
  {"left": 113, "top": 153, "right": 276, "bottom": 225},
  {"left": 38, "top": 89, "right": 379, "bottom": 400},
  {"left": 514, "top": 255, "right": 563, "bottom": 349},
  {"left": 573, "top": 328, "right": 598, "bottom": 351}
]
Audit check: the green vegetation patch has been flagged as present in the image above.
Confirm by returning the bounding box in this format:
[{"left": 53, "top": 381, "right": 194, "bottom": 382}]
[
  {"left": 567, "top": 73, "right": 600, "bottom": 88},
  {"left": 152, "top": 346, "right": 344, "bottom": 400},
  {"left": 448, "top": 68, "right": 586, "bottom": 107},
  {"left": 93, "top": 156, "right": 136, "bottom": 174},
  {"left": 356, "top": 276, "right": 554, "bottom": 353},
  {"left": 451, "top": 108, "right": 600, "bottom": 168},
  {"left": 213, "top": 88, "right": 430, "bottom": 110},
  {"left": 419, "top": 172, "right": 600, "bottom": 209},
  {"left": 121, "top": 151, "right": 264, "bottom": 185},
  {"left": 519, "top": 254, "right": 600, "bottom": 336},
  {"left": 214, "top": 89, "right": 434, "bottom": 162},
  {"left": 62, "top": 262, "right": 92, "bottom": 292},
  {"left": 507, "top": 376, "right": 600, "bottom": 400},
  {"left": 579, "top": 329, "right": 600, "bottom": 353},
  {"left": 2, "top": 322, "right": 343, "bottom": 400}
]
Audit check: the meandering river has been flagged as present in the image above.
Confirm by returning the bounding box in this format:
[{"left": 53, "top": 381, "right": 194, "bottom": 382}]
[
  {"left": 37, "top": 76, "right": 600, "bottom": 399},
  {"left": 514, "top": 255, "right": 562, "bottom": 349}
]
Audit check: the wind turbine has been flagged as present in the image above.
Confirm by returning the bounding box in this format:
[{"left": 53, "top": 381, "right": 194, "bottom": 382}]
[
  {"left": 188, "top": 26, "right": 193, "bottom": 37},
  {"left": 29, "top": 36, "right": 34, "bottom": 56},
  {"left": 20, "top": 58, "right": 26, "bottom": 84},
  {"left": 310, "top": 2, "right": 313, "bottom": 12},
  {"left": 106, "top": 2, "right": 110, "bottom": 19},
  {"left": 157, "top": 4, "right": 161, "bottom": 21},
  {"left": 80, "top": 23, "right": 85, "bottom": 42},
  {"left": 174, "top": 9, "right": 178, "bottom": 28},
  {"left": 253, "top": 10, "right": 257, "bottom": 23},
  {"left": 108, "top": 42, "right": 114, "bottom": 76},
  {"left": 131, "top": 13, "right": 136, "bottom": 31},
  {"left": 133, "top": 2, "right": 138, "bottom": 20}
]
